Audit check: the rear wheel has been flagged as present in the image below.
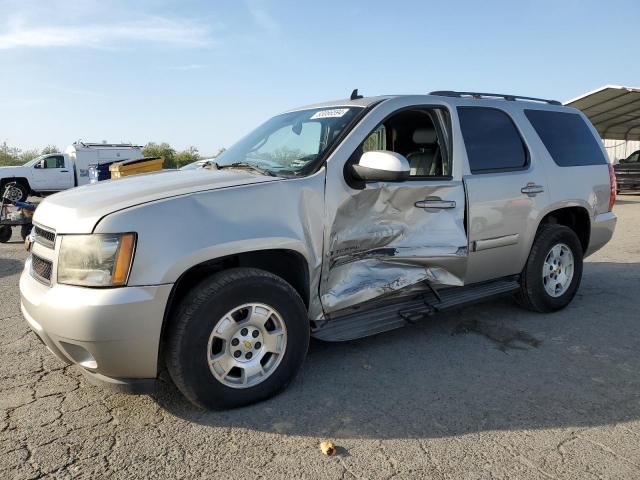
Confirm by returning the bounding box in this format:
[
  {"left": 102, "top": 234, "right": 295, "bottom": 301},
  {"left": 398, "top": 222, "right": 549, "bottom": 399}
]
[
  {"left": 516, "top": 225, "right": 583, "bottom": 313},
  {"left": 166, "top": 267, "right": 309, "bottom": 409}
]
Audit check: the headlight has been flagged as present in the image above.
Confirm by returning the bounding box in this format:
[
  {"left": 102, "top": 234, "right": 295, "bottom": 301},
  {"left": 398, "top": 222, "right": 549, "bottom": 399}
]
[{"left": 57, "top": 233, "right": 136, "bottom": 287}]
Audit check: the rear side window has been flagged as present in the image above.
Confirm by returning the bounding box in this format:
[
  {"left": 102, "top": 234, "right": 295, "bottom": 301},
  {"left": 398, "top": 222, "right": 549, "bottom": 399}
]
[
  {"left": 524, "top": 110, "right": 607, "bottom": 167},
  {"left": 457, "top": 107, "right": 527, "bottom": 173}
]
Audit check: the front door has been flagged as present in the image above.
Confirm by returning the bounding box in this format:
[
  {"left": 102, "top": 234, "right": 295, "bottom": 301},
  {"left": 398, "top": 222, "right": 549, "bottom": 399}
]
[
  {"left": 31, "top": 155, "right": 74, "bottom": 191},
  {"left": 320, "top": 106, "right": 468, "bottom": 314},
  {"left": 457, "top": 106, "right": 550, "bottom": 283}
]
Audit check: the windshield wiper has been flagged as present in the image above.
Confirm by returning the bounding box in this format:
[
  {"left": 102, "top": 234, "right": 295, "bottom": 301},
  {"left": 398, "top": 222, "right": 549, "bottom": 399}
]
[{"left": 216, "top": 162, "right": 276, "bottom": 176}]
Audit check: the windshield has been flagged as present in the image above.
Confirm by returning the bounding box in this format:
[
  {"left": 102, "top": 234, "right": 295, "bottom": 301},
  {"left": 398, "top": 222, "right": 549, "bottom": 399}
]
[
  {"left": 215, "top": 106, "right": 363, "bottom": 176},
  {"left": 23, "top": 154, "right": 47, "bottom": 167}
]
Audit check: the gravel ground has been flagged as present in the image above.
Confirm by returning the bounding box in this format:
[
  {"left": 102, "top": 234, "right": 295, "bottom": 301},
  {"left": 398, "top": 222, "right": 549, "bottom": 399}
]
[{"left": 1, "top": 196, "right": 639, "bottom": 479}]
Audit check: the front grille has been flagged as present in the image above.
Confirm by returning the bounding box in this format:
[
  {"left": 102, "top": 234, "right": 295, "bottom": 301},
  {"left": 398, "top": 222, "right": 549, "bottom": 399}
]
[
  {"left": 31, "top": 254, "right": 53, "bottom": 284},
  {"left": 34, "top": 225, "right": 56, "bottom": 248}
]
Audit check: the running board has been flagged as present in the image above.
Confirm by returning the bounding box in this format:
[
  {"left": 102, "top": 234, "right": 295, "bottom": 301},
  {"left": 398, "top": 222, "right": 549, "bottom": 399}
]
[{"left": 312, "top": 278, "right": 519, "bottom": 342}]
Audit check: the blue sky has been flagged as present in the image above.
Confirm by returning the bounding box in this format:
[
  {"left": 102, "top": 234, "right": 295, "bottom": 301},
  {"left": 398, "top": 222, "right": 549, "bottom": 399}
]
[{"left": 0, "top": 0, "right": 637, "bottom": 155}]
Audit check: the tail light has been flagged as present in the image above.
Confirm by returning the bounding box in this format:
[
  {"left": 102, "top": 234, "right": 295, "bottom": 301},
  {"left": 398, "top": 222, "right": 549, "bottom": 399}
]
[{"left": 608, "top": 164, "right": 617, "bottom": 211}]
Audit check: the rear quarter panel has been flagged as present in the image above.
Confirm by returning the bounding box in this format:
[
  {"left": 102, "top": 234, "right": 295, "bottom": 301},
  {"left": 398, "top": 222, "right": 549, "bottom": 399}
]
[{"left": 523, "top": 108, "right": 612, "bottom": 255}]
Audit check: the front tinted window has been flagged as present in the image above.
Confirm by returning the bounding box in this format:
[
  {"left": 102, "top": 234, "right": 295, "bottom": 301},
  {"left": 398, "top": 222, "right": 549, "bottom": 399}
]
[
  {"left": 457, "top": 107, "right": 527, "bottom": 172},
  {"left": 525, "top": 110, "right": 607, "bottom": 167}
]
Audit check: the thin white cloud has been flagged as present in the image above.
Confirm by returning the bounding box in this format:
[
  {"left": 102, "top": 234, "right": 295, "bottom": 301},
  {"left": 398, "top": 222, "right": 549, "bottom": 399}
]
[
  {"left": 40, "top": 84, "right": 107, "bottom": 98},
  {"left": 246, "top": 0, "right": 279, "bottom": 36},
  {"left": 0, "top": 16, "right": 215, "bottom": 50},
  {"left": 0, "top": 96, "right": 49, "bottom": 108},
  {"left": 165, "top": 64, "right": 209, "bottom": 71}
]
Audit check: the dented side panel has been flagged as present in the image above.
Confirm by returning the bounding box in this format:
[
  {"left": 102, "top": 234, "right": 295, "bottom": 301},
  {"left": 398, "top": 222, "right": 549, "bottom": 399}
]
[
  {"left": 320, "top": 181, "right": 468, "bottom": 312},
  {"left": 317, "top": 96, "right": 473, "bottom": 314}
]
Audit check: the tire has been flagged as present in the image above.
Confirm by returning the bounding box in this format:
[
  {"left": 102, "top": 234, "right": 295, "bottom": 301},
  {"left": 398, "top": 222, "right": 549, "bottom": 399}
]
[
  {"left": 1, "top": 181, "right": 28, "bottom": 202},
  {"left": 516, "top": 224, "right": 583, "bottom": 313},
  {"left": 166, "top": 267, "right": 310, "bottom": 409},
  {"left": 0, "top": 226, "right": 11, "bottom": 243}
]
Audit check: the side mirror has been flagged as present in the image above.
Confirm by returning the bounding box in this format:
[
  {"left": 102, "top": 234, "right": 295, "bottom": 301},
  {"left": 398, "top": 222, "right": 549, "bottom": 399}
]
[
  {"left": 351, "top": 151, "right": 410, "bottom": 182},
  {"left": 34, "top": 160, "right": 45, "bottom": 169}
]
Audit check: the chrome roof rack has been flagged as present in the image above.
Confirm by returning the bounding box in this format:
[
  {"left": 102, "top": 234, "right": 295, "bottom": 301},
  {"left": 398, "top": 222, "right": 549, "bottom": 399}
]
[{"left": 430, "top": 90, "right": 561, "bottom": 105}]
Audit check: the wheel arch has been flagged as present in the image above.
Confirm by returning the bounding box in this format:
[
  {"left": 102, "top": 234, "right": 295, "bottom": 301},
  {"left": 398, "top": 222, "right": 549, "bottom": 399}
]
[
  {"left": 1, "top": 176, "right": 31, "bottom": 190},
  {"left": 158, "top": 248, "right": 311, "bottom": 364},
  {"left": 535, "top": 204, "right": 591, "bottom": 254}
]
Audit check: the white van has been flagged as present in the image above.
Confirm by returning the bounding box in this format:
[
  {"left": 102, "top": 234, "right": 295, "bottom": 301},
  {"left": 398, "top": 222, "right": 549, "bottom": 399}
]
[{"left": 0, "top": 142, "right": 143, "bottom": 201}]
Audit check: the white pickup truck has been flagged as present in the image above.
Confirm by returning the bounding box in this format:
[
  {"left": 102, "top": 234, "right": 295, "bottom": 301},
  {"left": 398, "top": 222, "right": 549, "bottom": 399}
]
[{"left": 0, "top": 142, "right": 143, "bottom": 201}]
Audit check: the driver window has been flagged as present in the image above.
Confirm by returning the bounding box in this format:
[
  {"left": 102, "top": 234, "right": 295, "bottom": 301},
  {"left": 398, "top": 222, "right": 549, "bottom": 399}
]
[
  {"left": 361, "top": 108, "right": 450, "bottom": 178},
  {"left": 43, "top": 156, "right": 64, "bottom": 169}
]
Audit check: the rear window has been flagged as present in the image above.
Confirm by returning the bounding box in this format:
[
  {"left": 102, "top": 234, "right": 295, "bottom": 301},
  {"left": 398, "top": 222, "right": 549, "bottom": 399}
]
[
  {"left": 457, "top": 107, "right": 527, "bottom": 173},
  {"left": 524, "top": 110, "right": 607, "bottom": 167}
]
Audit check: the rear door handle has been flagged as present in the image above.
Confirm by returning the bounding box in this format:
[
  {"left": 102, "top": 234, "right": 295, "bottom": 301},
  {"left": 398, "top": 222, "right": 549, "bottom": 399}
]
[
  {"left": 521, "top": 182, "right": 544, "bottom": 197},
  {"left": 415, "top": 198, "right": 456, "bottom": 209}
]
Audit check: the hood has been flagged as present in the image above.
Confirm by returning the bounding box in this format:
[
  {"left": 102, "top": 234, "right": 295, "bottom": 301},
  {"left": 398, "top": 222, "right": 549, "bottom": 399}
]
[
  {"left": 0, "top": 165, "right": 23, "bottom": 173},
  {"left": 34, "top": 168, "right": 281, "bottom": 233}
]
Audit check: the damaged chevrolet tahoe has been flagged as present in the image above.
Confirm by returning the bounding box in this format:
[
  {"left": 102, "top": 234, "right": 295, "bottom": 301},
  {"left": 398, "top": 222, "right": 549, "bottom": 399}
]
[{"left": 21, "top": 91, "right": 617, "bottom": 409}]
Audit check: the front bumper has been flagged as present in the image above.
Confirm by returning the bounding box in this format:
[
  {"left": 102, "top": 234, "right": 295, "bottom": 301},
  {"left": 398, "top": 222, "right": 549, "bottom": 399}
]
[{"left": 20, "top": 264, "right": 173, "bottom": 388}]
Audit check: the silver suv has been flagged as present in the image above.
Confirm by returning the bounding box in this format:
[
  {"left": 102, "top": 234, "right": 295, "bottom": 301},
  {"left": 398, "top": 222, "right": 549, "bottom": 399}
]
[{"left": 20, "top": 91, "right": 617, "bottom": 409}]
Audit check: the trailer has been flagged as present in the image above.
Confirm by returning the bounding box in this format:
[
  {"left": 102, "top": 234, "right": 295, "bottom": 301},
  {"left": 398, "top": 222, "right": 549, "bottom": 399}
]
[{"left": 0, "top": 142, "right": 143, "bottom": 201}]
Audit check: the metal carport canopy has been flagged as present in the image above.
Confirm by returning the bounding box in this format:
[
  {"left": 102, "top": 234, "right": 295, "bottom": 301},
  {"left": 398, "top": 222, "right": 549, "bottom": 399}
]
[{"left": 564, "top": 85, "right": 640, "bottom": 141}]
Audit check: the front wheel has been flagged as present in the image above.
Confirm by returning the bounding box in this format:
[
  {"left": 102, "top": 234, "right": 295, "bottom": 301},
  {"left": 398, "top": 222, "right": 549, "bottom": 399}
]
[
  {"left": 516, "top": 225, "right": 583, "bottom": 313},
  {"left": 2, "top": 182, "right": 28, "bottom": 202},
  {"left": 166, "top": 267, "right": 309, "bottom": 409}
]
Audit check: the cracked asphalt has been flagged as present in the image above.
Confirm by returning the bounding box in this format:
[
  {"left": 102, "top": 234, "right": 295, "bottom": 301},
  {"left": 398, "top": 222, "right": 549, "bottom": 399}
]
[{"left": 1, "top": 196, "right": 640, "bottom": 479}]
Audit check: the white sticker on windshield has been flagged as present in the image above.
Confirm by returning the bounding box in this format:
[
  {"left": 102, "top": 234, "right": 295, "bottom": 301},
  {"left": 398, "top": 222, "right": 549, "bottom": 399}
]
[{"left": 310, "top": 108, "right": 349, "bottom": 120}]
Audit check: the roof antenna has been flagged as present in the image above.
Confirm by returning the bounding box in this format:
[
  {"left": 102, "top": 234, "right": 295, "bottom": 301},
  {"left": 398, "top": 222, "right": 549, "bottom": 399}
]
[{"left": 350, "top": 88, "right": 363, "bottom": 100}]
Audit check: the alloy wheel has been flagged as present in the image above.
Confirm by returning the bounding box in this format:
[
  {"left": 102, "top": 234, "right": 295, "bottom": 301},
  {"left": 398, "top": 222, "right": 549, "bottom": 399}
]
[
  {"left": 542, "top": 243, "right": 574, "bottom": 297},
  {"left": 206, "top": 303, "right": 287, "bottom": 388}
]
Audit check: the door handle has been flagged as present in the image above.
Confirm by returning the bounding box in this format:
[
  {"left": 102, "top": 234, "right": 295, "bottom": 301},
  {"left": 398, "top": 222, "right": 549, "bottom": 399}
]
[
  {"left": 521, "top": 182, "right": 544, "bottom": 197},
  {"left": 60, "top": 170, "right": 69, "bottom": 173},
  {"left": 415, "top": 198, "right": 456, "bottom": 209}
]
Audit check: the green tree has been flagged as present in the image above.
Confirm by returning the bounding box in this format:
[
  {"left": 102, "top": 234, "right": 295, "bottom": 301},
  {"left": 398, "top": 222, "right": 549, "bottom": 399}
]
[
  {"left": 18, "top": 149, "right": 39, "bottom": 164},
  {"left": 0, "top": 142, "right": 23, "bottom": 166},
  {"left": 142, "top": 142, "right": 176, "bottom": 169},
  {"left": 174, "top": 146, "right": 201, "bottom": 168},
  {"left": 41, "top": 145, "right": 59, "bottom": 155},
  {"left": 0, "top": 143, "right": 61, "bottom": 166}
]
